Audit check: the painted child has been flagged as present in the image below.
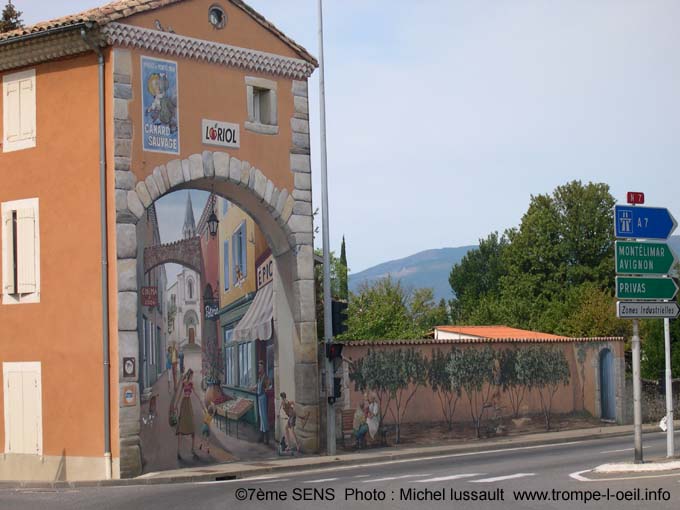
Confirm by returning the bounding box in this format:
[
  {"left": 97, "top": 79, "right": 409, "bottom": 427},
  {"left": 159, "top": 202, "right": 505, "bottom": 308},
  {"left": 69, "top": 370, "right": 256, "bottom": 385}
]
[{"left": 198, "top": 402, "right": 216, "bottom": 454}]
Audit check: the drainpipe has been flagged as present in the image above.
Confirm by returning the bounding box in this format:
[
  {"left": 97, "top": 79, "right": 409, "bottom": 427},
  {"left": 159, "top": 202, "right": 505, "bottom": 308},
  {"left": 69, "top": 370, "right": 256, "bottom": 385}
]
[{"left": 81, "top": 27, "right": 112, "bottom": 481}]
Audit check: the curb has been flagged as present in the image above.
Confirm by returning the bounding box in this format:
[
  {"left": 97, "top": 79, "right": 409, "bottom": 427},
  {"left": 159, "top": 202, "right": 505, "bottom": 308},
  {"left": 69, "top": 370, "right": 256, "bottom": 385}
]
[{"left": 0, "top": 425, "right": 671, "bottom": 489}]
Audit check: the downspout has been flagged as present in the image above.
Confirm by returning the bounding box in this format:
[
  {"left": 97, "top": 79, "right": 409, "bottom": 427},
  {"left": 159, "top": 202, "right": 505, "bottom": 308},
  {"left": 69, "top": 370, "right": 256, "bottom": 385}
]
[{"left": 81, "top": 27, "right": 112, "bottom": 481}]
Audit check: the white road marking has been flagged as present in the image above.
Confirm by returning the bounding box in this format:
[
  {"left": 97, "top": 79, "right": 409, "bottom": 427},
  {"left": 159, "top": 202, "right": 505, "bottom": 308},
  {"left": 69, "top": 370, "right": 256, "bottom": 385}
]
[
  {"left": 599, "top": 448, "right": 633, "bottom": 454},
  {"left": 414, "top": 474, "right": 483, "bottom": 483},
  {"left": 363, "top": 474, "right": 431, "bottom": 483},
  {"left": 304, "top": 478, "right": 338, "bottom": 483},
  {"left": 569, "top": 470, "right": 592, "bottom": 482},
  {"left": 353, "top": 475, "right": 370, "bottom": 478},
  {"left": 471, "top": 473, "right": 535, "bottom": 483}
]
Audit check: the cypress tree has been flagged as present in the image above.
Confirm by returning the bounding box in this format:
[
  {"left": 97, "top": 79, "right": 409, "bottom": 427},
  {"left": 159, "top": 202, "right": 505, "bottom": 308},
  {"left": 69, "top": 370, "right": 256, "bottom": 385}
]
[{"left": 0, "top": 1, "right": 23, "bottom": 33}]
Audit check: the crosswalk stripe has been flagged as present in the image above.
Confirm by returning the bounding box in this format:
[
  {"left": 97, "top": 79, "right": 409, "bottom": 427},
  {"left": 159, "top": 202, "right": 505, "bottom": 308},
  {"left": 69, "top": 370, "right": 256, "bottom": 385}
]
[
  {"left": 470, "top": 473, "right": 535, "bottom": 483},
  {"left": 414, "top": 474, "right": 483, "bottom": 483},
  {"left": 304, "top": 478, "right": 338, "bottom": 483},
  {"left": 363, "top": 474, "right": 432, "bottom": 483}
]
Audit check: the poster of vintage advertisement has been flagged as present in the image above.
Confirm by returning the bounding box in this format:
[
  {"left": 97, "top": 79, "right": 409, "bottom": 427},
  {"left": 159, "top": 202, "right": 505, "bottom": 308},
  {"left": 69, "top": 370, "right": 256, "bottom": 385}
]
[{"left": 141, "top": 56, "right": 180, "bottom": 154}]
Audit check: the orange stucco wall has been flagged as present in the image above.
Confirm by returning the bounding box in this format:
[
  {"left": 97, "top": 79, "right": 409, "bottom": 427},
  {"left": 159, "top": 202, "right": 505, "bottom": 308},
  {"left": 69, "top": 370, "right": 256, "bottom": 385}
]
[
  {"left": 121, "top": 0, "right": 298, "bottom": 194},
  {"left": 342, "top": 341, "right": 625, "bottom": 427},
  {"left": 0, "top": 53, "right": 107, "bottom": 458}
]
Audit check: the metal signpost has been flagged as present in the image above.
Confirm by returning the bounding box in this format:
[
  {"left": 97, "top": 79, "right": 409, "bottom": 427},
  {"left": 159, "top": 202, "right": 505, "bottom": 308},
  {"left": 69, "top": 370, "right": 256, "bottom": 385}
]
[{"left": 615, "top": 195, "right": 677, "bottom": 461}]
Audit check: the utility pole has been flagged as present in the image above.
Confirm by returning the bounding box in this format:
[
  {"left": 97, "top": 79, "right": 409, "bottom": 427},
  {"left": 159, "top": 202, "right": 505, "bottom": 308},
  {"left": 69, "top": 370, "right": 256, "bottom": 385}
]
[
  {"left": 632, "top": 319, "right": 643, "bottom": 463},
  {"left": 317, "top": 0, "right": 335, "bottom": 455},
  {"left": 664, "top": 317, "right": 675, "bottom": 457}
]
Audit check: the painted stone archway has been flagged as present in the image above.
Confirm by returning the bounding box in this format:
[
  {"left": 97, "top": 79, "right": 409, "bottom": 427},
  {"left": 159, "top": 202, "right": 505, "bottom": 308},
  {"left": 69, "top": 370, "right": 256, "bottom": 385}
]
[{"left": 113, "top": 49, "right": 316, "bottom": 477}]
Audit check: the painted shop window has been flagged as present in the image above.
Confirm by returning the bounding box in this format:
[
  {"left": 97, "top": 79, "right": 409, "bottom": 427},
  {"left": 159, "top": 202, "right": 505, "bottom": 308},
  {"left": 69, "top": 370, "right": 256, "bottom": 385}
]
[
  {"left": 2, "top": 69, "right": 36, "bottom": 153},
  {"left": 224, "top": 329, "right": 235, "bottom": 386},
  {"left": 223, "top": 239, "right": 230, "bottom": 291},
  {"left": 3, "top": 362, "right": 43, "bottom": 455},
  {"left": 245, "top": 76, "right": 278, "bottom": 135},
  {"left": 232, "top": 221, "right": 247, "bottom": 285},
  {"left": 238, "top": 341, "right": 254, "bottom": 387},
  {"left": 1, "top": 198, "right": 40, "bottom": 305}
]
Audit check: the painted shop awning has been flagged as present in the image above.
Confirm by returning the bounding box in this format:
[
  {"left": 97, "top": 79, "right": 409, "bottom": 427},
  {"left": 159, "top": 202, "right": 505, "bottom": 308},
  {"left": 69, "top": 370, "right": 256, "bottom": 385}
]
[{"left": 233, "top": 282, "right": 273, "bottom": 341}]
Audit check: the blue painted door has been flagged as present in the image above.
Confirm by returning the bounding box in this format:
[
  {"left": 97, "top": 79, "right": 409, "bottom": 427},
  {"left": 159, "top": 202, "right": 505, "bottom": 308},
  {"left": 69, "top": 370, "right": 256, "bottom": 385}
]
[{"left": 600, "top": 349, "right": 615, "bottom": 420}]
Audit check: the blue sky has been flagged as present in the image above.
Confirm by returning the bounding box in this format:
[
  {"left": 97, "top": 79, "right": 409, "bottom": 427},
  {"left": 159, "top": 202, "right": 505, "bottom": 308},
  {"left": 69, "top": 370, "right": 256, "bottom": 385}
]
[{"left": 17, "top": 0, "right": 680, "bottom": 276}]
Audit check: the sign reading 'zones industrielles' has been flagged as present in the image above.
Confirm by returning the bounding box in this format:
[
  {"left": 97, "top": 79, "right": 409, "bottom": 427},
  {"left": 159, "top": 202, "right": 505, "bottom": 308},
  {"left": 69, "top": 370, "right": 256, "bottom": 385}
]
[
  {"left": 615, "top": 241, "right": 678, "bottom": 275},
  {"left": 617, "top": 301, "right": 680, "bottom": 319}
]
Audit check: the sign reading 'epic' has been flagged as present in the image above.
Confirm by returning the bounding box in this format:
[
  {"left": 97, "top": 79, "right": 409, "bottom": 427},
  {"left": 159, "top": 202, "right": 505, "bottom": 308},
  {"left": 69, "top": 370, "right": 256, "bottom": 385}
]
[{"left": 141, "top": 56, "right": 180, "bottom": 154}]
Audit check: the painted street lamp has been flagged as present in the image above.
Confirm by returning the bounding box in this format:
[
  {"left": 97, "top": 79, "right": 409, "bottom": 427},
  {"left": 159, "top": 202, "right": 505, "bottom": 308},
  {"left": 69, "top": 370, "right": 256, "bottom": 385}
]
[{"left": 207, "top": 210, "right": 219, "bottom": 237}]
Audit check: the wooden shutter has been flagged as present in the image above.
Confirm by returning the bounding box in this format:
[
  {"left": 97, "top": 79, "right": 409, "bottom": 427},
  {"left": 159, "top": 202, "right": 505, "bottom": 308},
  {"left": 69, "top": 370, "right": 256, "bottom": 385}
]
[
  {"left": 2, "top": 210, "right": 15, "bottom": 295},
  {"left": 16, "top": 207, "right": 37, "bottom": 294},
  {"left": 4, "top": 363, "right": 42, "bottom": 454},
  {"left": 223, "top": 239, "right": 229, "bottom": 290},
  {"left": 19, "top": 77, "right": 36, "bottom": 140},
  {"left": 3, "top": 81, "right": 21, "bottom": 142}
]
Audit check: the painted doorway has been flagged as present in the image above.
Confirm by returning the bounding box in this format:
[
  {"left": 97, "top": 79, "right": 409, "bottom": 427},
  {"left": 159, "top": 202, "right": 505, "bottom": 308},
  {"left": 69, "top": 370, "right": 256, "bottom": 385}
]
[{"left": 599, "top": 349, "right": 616, "bottom": 420}]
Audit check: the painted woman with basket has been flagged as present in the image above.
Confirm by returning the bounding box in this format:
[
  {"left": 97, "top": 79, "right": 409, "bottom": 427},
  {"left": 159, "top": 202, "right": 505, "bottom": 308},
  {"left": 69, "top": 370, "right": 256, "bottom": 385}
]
[{"left": 173, "top": 368, "right": 200, "bottom": 460}]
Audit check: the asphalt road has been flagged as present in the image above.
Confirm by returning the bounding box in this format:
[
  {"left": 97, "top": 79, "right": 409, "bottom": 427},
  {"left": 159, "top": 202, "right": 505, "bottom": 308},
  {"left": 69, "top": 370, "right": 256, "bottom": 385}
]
[{"left": 2, "top": 431, "right": 680, "bottom": 510}]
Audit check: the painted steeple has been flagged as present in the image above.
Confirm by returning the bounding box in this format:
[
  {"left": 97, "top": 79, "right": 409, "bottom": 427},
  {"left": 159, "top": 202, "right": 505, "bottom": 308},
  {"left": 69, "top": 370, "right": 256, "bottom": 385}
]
[{"left": 182, "top": 191, "right": 196, "bottom": 239}]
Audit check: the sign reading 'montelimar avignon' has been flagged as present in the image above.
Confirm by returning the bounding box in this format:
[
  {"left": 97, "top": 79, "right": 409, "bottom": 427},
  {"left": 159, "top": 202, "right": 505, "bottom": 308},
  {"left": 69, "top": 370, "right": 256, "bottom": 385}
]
[{"left": 141, "top": 56, "right": 180, "bottom": 154}]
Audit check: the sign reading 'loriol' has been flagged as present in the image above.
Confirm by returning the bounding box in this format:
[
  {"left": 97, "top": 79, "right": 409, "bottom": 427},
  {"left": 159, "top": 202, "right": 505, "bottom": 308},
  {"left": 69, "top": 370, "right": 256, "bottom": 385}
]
[
  {"left": 615, "top": 276, "right": 678, "bottom": 300},
  {"left": 615, "top": 241, "right": 677, "bottom": 275}
]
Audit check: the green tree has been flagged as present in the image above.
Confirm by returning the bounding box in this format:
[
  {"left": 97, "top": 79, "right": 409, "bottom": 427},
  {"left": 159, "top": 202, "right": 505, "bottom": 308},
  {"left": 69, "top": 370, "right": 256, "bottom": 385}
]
[
  {"left": 410, "top": 288, "right": 449, "bottom": 332},
  {"left": 429, "top": 348, "right": 462, "bottom": 430},
  {"left": 0, "top": 1, "right": 22, "bottom": 33},
  {"left": 449, "top": 232, "right": 508, "bottom": 323},
  {"left": 314, "top": 248, "right": 347, "bottom": 339},
  {"left": 518, "top": 346, "right": 570, "bottom": 430},
  {"left": 641, "top": 319, "right": 680, "bottom": 380},
  {"left": 339, "top": 236, "right": 349, "bottom": 301},
  {"left": 347, "top": 349, "right": 392, "bottom": 427},
  {"left": 344, "top": 276, "right": 420, "bottom": 340},
  {"left": 447, "top": 346, "right": 497, "bottom": 438}
]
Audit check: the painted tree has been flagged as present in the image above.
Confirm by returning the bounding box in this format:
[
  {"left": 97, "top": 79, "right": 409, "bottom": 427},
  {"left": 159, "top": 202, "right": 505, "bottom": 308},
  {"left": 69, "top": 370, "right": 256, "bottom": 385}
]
[
  {"left": 387, "top": 348, "right": 428, "bottom": 444},
  {"left": 518, "top": 346, "right": 570, "bottom": 430},
  {"left": 0, "top": 1, "right": 22, "bottom": 33},
  {"left": 429, "top": 348, "right": 462, "bottom": 430},
  {"left": 347, "top": 349, "right": 392, "bottom": 427},
  {"left": 447, "top": 346, "right": 497, "bottom": 438},
  {"left": 498, "top": 349, "right": 529, "bottom": 418}
]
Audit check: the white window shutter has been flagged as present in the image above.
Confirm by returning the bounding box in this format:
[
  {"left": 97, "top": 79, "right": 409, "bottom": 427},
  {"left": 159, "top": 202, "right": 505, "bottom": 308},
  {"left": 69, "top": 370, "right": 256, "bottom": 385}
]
[
  {"left": 16, "top": 208, "right": 37, "bottom": 294},
  {"left": 2, "top": 211, "right": 15, "bottom": 295},
  {"left": 19, "top": 77, "right": 36, "bottom": 139},
  {"left": 4, "top": 81, "right": 20, "bottom": 142}
]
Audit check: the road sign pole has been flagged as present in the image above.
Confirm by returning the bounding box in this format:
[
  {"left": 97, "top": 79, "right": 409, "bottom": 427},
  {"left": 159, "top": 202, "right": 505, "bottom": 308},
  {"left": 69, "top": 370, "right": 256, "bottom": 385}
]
[
  {"left": 632, "top": 318, "right": 643, "bottom": 463},
  {"left": 664, "top": 317, "right": 675, "bottom": 458}
]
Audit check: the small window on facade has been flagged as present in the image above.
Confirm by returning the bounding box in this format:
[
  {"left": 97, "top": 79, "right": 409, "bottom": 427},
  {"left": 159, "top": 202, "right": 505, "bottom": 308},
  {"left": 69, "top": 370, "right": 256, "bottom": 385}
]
[
  {"left": 208, "top": 4, "right": 226, "bottom": 29},
  {"left": 2, "top": 198, "right": 40, "bottom": 304},
  {"left": 2, "top": 69, "right": 36, "bottom": 153},
  {"left": 245, "top": 76, "right": 278, "bottom": 135},
  {"left": 222, "top": 198, "right": 229, "bottom": 215},
  {"left": 187, "top": 279, "right": 194, "bottom": 300}
]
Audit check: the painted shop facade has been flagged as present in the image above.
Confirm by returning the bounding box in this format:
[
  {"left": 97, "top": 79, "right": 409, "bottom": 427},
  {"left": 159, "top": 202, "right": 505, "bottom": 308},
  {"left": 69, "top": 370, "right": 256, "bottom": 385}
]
[{"left": 0, "top": 0, "right": 318, "bottom": 481}]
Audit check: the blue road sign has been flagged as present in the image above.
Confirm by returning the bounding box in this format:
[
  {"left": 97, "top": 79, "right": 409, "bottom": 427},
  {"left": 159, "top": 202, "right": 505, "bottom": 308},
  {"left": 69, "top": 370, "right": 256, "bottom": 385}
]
[{"left": 614, "top": 205, "right": 677, "bottom": 239}]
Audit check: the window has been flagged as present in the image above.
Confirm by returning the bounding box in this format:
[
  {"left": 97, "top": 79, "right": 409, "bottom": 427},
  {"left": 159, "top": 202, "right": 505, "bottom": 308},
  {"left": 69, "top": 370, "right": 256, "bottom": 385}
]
[
  {"left": 208, "top": 4, "right": 226, "bottom": 29},
  {"left": 223, "top": 239, "right": 230, "bottom": 291},
  {"left": 245, "top": 76, "right": 278, "bottom": 135},
  {"left": 187, "top": 278, "right": 194, "bottom": 300},
  {"left": 156, "top": 326, "right": 162, "bottom": 376},
  {"left": 3, "top": 362, "right": 43, "bottom": 455},
  {"left": 2, "top": 198, "right": 40, "bottom": 304},
  {"left": 3, "top": 69, "right": 36, "bottom": 153},
  {"left": 238, "top": 341, "right": 254, "bottom": 387},
  {"left": 224, "top": 329, "right": 235, "bottom": 386},
  {"left": 222, "top": 198, "right": 229, "bottom": 215},
  {"left": 232, "top": 221, "right": 247, "bottom": 285}
]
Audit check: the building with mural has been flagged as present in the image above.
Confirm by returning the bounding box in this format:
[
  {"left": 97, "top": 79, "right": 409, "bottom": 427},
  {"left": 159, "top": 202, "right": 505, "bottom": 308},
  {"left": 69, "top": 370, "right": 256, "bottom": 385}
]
[{"left": 0, "top": 0, "right": 318, "bottom": 481}]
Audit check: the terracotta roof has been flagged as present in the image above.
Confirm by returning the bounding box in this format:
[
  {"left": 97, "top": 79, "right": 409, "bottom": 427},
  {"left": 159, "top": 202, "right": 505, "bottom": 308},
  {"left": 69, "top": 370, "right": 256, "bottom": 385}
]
[
  {"left": 434, "top": 325, "right": 570, "bottom": 340},
  {"left": 343, "top": 336, "right": 624, "bottom": 347},
  {"left": 0, "top": 0, "right": 317, "bottom": 66}
]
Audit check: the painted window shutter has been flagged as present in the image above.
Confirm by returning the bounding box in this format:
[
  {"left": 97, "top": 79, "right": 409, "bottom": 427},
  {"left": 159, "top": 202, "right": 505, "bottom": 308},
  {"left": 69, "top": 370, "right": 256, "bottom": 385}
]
[
  {"left": 16, "top": 208, "right": 37, "bottom": 294},
  {"left": 240, "top": 223, "right": 247, "bottom": 278},
  {"left": 232, "top": 231, "right": 238, "bottom": 283},
  {"left": 19, "top": 77, "right": 36, "bottom": 139},
  {"left": 2, "top": 211, "right": 15, "bottom": 294},
  {"left": 4, "top": 81, "right": 21, "bottom": 142},
  {"left": 223, "top": 239, "right": 229, "bottom": 290}
]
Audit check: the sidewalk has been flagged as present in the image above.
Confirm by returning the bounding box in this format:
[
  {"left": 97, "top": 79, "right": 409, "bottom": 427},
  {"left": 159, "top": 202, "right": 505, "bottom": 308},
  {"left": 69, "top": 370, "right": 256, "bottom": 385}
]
[{"left": 3, "top": 420, "right": 678, "bottom": 488}]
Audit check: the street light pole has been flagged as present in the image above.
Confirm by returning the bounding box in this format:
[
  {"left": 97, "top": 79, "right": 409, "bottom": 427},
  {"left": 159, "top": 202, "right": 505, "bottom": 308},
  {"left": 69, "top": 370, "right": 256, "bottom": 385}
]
[
  {"left": 317, "top": 0, "right": 336, "bottom": 455},
  {"left": 632, "top": 318, "right": 643, "bottom": 463}
]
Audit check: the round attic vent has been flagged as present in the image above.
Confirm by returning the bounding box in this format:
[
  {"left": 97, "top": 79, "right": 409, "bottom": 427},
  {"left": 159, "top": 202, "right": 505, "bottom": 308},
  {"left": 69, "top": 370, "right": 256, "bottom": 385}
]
[{"left": 209, "top": 5, "right": 226, "bottom": 29}]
